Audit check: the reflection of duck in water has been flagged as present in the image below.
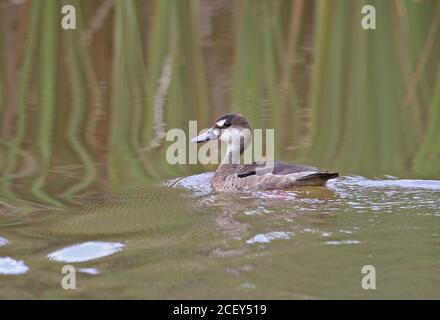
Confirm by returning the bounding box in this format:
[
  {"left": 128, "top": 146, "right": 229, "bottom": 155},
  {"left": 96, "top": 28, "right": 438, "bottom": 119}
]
[{"left": 191, "top": 113, "right": 338, "bottom": 192}]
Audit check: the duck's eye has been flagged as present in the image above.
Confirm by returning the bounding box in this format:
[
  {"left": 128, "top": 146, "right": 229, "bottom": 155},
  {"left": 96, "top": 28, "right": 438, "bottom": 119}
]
[{"left": 223, "top": 121, "right": 231, "bottom": 128}]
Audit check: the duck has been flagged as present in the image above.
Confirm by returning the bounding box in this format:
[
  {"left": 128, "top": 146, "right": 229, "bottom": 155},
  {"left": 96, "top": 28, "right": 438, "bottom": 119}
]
[{"left": 191, "top": 113, "right": 338, "bottom": 192}]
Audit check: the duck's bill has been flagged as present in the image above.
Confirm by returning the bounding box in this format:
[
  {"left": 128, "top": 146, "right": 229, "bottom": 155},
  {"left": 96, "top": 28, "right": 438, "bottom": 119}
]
[{"left": 190, "top": 128, "right": 217, "bottom": 143}]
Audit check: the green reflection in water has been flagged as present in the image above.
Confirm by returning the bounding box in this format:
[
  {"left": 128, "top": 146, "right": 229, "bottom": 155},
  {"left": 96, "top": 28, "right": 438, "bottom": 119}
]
[
  {"left": 0, "top": 0, "right": 440, "bottom": 299},
  {"left": 0, "top": 0, "right": 439, "bottom": 205}
]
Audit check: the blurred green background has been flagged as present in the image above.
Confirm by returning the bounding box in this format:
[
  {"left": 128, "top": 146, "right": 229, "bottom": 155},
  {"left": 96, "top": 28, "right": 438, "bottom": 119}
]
[
  {"left": 0, "top": 0, "right": 439, "bottom": 207},
  {"left": 1, "top": 0, "right": 440, "bottom": 300}
]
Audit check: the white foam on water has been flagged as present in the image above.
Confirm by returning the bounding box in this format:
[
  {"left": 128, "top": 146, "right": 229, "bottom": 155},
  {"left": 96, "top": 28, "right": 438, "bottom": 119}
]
[
  {"left": 246, "top": 231, "right": 293, "bottom": 244},
  {"left": 78, "top": 268, "right": 99, "bottom": 275},
  {"left": 334, "top": 176, "right": 440, "bottom": 191},
  {"left": 0, "top": 257, "right": 29, "bottom": 275},
  {"left": 47, "top": 241, "right": 125, "bottom": 263},
  {"left": 324, "top": 240, "right": 361, "bottom": 246},
  {"left": 0, "top": 236, "right": 9, "bottom": 247},
  {"left": 166, "top": 172, "right": 213, "bottom": 195}
]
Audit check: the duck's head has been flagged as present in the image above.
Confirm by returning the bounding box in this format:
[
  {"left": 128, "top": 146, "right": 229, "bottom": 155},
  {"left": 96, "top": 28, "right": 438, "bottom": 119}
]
[{"left": 191, "top": 113, "right": 252, "bottom": 157}]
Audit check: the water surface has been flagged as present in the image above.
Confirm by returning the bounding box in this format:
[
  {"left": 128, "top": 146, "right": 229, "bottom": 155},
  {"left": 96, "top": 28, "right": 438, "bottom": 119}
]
[{"left": 1, "top": 173, "right": 439, "bottom": 299}]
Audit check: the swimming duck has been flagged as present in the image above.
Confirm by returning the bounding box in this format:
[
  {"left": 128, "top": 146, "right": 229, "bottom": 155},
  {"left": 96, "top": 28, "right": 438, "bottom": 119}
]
[{"left": 191, "top": 113, "right": 338, "bottom": 192}]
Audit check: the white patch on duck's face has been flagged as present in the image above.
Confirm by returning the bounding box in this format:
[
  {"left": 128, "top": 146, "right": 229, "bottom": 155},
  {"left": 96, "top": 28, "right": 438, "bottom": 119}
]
[
  {"left": 216, "top": 119, "right": 227, "bottom": 127},
  {"left": 212, "top": 128, "right": 221, "bottom": 137}
]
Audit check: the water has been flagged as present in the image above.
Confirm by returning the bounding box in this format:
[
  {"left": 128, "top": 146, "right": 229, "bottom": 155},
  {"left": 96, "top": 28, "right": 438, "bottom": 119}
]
[
  {"left": 1, "top": 0, "right": 440, "bottom": 299},
  {"left": 1, "top": 173, "right": 439, "bottom": 299}
]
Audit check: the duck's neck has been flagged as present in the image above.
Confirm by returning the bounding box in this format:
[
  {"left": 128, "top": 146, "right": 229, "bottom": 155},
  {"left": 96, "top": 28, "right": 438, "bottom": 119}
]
[
  {"left": 219, "top": 134, "right": 250, "bottom": 168},
  {"left": 220, "top": 146, "right": 240, "bottom": 167}
]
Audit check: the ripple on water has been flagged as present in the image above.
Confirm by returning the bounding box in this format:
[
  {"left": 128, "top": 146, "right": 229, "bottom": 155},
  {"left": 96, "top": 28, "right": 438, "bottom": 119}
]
[
  {"left": 331, "top": 176, "right": 440, "bottom": 191},
  {"left": 78, "top": 268, "right": 99, "bottom": 275},
  {"left": 170, "top": 174, "right": 440, "bottom": 217},
  {"left": 0, "top": 257, "right": 29, "bottom": 275},
  {"left": 0, "top": 236, "right": 9, "bottom": 247},
  {"left": 173, "top": 173, "right": 440, "bottom": 193},
  {"left": 47, "top": 241, "right": 125, "bottom": 263},
  {"left": 246, "top": 231, "right": 293, "bottom": 244},
  {"left": 324, "top": 240, "right": 361, "bottom": 246},
  {"left": 328, "top": 176, "right": 440, "bottom": 214},
  {"left": 301, "top": 228, "right": 332, "bottom": 237},
  {"left": 167, "top": 172, "right": 213, "bottom": 195}
]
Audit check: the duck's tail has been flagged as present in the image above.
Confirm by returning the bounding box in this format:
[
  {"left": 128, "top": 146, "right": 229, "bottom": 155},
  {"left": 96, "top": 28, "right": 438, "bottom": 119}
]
[{"left": 296, "top": 171, "right": 339, "bottom": 186}]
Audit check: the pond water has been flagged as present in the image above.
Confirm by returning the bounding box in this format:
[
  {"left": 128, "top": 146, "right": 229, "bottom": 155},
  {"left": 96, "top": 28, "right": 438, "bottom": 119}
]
[
  {"left": 1, "top": 173, "right": 439, "bottom": 299},
  {"left": 1, "top": 0, "right": 440, "bottom": 299}
]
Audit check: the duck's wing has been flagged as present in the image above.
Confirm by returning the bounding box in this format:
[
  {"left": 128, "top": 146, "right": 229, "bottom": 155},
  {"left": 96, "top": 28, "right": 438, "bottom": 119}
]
[
  {"left": 237, "top": 160, "right": 337, "bottom": 181},
  {"left": 244, "top": 160, "right": 317, "bottom": 176},
  {"left": 227, "top": 161, "right": 317, "bottom": 178},
  {"left": 234, "top": 161, "right": 316, "bottom": 177},
  {"left": 267, "top": 161, "right": 317, "bottom": 175}
]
